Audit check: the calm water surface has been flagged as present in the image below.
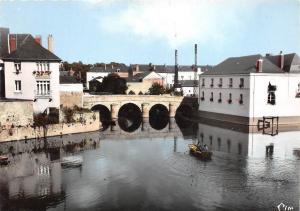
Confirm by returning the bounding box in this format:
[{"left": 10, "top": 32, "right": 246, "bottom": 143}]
[{"left": 0, "top": 120, "right": 299, "bottom": 211}]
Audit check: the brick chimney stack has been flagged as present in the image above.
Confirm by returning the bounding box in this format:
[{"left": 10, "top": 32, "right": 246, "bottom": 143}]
[
  {"left": 48, "top": 34, "right": 53, "bottom": 53},
  {"left": 279, "top": 51, "right": 284, "bottom": 70},
  {"left": 35, "top": 35, "right": 42, "bottom": 45},
  {"left": 256, "top": 59, "right": 263, "bottom": 72},
  {"left": 9, "top": 35, "right": 17, "bottom": 53}
]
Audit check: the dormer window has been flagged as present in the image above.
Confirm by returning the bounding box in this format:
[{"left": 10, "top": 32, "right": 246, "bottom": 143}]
[{"left": 14, "top": 62, "right": 21, "bottom": 74}]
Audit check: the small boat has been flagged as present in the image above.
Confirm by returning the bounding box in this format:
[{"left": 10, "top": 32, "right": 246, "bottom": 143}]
[
  {"left": 0, "top": 156, "right": 9, "bottom": 165},
  {"left": 188, "top": 144, "right": 212, "bottom": 160},
  {"left": 61, "top": 155, "right": 83, "bottom": 167}
]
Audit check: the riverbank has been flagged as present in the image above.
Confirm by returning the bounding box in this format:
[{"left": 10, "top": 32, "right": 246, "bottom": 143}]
[{"left": 0, "top": 112, "right": 100, "bottom": 142}]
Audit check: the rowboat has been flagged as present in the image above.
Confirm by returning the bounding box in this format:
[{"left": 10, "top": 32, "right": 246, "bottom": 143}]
[
  {"left": 188, "top": 144, "right": 212, "bottom": 160},
  {"left": 61, "top": 155, "right": 83, "bottom": 167}
]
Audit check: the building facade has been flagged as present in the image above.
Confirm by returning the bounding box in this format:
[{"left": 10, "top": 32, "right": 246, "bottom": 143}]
[
  {"left": 199, "top": 53, "right": 300, "bottom": 125},
  {"left": 0, "top": 28, "right": 61, "bottom": 114}
]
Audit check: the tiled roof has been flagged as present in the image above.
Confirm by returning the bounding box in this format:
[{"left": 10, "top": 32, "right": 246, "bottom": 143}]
[
  {"left": 266, "top": 53, "right": 300, "bottom": 73},
  {"left": 202, "top": 54, "right": 284, "bottom": 75},
  {"left": 3, "top": 34, "right": 61, "bottom": 61}
]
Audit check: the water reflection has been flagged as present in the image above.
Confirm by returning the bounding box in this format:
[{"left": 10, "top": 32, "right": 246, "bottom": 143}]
[{"left": 0, "top": 120, "right": 299, "bottom": 210}]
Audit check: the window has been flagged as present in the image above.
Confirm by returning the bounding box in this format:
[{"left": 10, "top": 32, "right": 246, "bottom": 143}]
[
  {"left": 218, "top": 92, "right": 222, "bottom": 103},
  {"left": 202, "top": 78, "right": 205, "bottom": 87},
  {"left": 201, "top": 91, "right": 204, "bottom": 101},
  {"left": 267, "top": 82, "right": 276, "bottom": 105},
  {"left": 14, "top": 62, "right": 21, "bottom": 73},
  {"left": 239, "top": 78, "right": 244, "bottom": 88},
  {"left": 229, "top": 78, "right": 233, "bottom": 87},
  {"left": 36, "top": 62, "right": 50, "bottom": 71},
  {"left": 210, "top": 92, "right": 214, "bottom": 102},
  {"left": 239, "top": 94, "right": 243, "bottom": 104},
  {"left": 36, "top": 80, "right": 50, "bottom": 96},
  {"left": 297, "top": 83, "right": 300, "bottom": 98},
  {"left": 218, "top": 78, "right": 223, "bottom": 87},
  {"left": 210, "top": 78, "right": 214, "bottom": 87},
  {"left": 228, "top": 93, "right": 232, "bottom": 104},
  {"left": 15, "top": 80, "right": 21, "bottom": 92}
]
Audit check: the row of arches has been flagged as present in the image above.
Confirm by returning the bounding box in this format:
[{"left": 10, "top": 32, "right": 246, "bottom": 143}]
[{"left": 91, "top": 103, "right": 192, "bottom": 132}]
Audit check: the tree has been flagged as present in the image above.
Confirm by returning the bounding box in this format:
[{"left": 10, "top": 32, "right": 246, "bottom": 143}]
[
  {"left": 100, "top": 73, "right": 128, "bottom": 94},
  {"left": 128, "top": 90, "right": 135, "bottom": 95},
  {"left": 148, "top": 83, "right": 166, "bottom": 95}
]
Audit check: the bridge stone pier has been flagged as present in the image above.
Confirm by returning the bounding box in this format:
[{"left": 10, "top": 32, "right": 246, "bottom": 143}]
[{"left": 83, "top": 94, "right": 186, "bottom": 120}]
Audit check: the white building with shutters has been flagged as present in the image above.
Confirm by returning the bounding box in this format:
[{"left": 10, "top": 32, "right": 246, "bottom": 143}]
[
  {"left": 0, "top": 28, "right": 61, "bottom": 114},
  {"left": 199, "top": 53, "right": 300, "bottom": 125}
]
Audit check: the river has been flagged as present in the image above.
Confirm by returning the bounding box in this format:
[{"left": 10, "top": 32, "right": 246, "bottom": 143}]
[{"left": 0, "top": 119, "right": 299, "bottom": 211}]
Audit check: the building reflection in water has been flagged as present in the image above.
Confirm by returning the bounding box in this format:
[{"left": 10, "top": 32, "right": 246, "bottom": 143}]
[
  {"left": 0, "top": 134, "right": 100, "bottom": 210},
  {"left": 197, "top": 122, "right": 300, "bottom": 159}
]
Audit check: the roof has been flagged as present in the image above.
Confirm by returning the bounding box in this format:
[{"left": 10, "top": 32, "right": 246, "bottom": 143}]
[
  {"left": 266, "top": 53, "right": 300, "bottom": 73},
  {"left": 3, "top": 34, "right": 61, "bottom": 61},
  {"left": 59, "top": 75, "right": 81, "bottom": 84},
  {"left": 89, "top": 64, "right": 128, "bottom": 73},
  {"left": 202, "top": 54, "right": 284, "bottom": 75},
  {"left": 179, "top": 80, "right": 198, "bottom": 87}
]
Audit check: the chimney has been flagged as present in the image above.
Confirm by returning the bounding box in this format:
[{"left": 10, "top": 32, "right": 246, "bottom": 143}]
[
  {"left": 47, "top": 34, "right": 53, "bottom": 52},
  {"left": 278, "top": 51, "right": 284, "bottom": 69},
  {"left": 9, "top": 35, "right": 17, "bottom": 53},
  {"left": 256, "top": 59, "right": 263, "bottom": 72},
  {"left": 0, "top": 28, "right": 9, "bottom": 57},
  {"left": 35, "top": 35, "right": 42, "bottom": 45},
  {"left": 194, "top": 44, "right": 197, "bottom": 71}
]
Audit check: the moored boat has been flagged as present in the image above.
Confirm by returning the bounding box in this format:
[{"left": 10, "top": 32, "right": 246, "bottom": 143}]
[
  {"left": 0, "top": 156, "right": 9, "bottom": 165},
  {"left": 188, "top": 144, "right": 212, "bottom": 160},
  {"left": 61, "top": 155, "right": 83, "bottom": 167}
]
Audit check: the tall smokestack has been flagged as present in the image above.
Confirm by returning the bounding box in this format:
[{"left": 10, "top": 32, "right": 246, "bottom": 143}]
[
  {"left": 193, "top": 44, "right": 198, "bottom": 96},
  {"left": 48, "top": 34, "right": 53, "bottom": 53},
  {"left": 174, "top": 49, "right": 179, "bottom": 88}
]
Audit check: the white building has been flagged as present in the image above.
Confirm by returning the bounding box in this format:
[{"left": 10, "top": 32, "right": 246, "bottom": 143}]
[
  {"left": 199, "top": 53, "right": 300, "bottom": 125},
  {"left": 0, "top": 28, "right": 61, "bottom": 114}
]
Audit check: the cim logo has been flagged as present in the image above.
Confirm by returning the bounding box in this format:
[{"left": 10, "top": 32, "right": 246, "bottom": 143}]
[{"left": 277, "top": 202, "right": 294, "bottom": 211}]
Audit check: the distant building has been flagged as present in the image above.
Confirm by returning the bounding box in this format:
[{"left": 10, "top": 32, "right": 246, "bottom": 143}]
[
  {"left": 199, "top": 53, "right": 300, "bottom": 125},
  {"left": 0, "top": 27, "right": 61, "bottom": 114},
  {"left": 59, "top": 71, "right": 83, "bottom": 108}
]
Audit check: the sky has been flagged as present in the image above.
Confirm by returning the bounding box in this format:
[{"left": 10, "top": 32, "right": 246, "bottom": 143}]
[{"left": 0, "top": 0, "right": 299, "bottom": 65}]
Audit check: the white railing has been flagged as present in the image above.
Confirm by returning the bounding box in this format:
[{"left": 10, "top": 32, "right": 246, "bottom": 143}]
[{"left": 34, "top": 90, "right": 52, "bottom": 99}]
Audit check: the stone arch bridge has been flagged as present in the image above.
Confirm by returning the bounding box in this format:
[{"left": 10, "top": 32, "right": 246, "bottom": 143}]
[{"left": 83, "top": 95, "right": 196, "bottom": 120}]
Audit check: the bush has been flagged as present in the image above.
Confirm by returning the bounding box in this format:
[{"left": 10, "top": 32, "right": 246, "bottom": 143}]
[
  {"left": 62, "top": 107, "right": 75, "bottom": 123},
  {"left": 148, "top": 83, "right": 166, "bottom": 95},
  {"left": 138, "top": 91, "right": 143, "bottom": 95},
  {"left": 34, "top": 113, "right": 49, "bottom": 127}
]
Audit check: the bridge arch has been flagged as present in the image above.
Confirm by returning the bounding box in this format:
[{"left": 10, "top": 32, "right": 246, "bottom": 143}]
[
  {"left": 91, "top": 104, "right": 111, "bottom": 130},
  {"left": 118, "top": 103, "right": 142, "bottom": 132},
  {"left": 175, "top": 104, "right": 193, "bottom": 128},
  {"left": 149, "top": 104, "right": 169, "bottom": 130}
]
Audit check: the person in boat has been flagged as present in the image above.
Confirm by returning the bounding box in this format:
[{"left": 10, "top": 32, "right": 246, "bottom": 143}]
[{"left": 203, "top": 144, "right": 208, "bottom": 151}]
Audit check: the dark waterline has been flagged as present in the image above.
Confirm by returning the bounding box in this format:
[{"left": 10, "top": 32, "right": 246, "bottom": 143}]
[{"left": 0, "top": 120, "right": 299, "bottom": 211}]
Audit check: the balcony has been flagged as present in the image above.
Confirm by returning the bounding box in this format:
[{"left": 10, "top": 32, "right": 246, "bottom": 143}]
[
  {"left": 200, "top": 97, "right": 205, "bottom": 101},
  {"left": 210, "top": 84, "right": 214, "bottom": 88},
  {"left": 228, "top": 84, "right": 233, "bottom": 88},
  {"left": 210, "top": 98, "right": 214, "bottom": 102},
  {"left": 239, "top": 100, "right": 243, "bottom": 104},
  {"left": 218, "top": 84, "right": 222, "bottom": 88},
  {"left": 34, "top": 90, "right": 52, "bottom": 100},
  {"left": 218, "top": 99, "right": 222, "bottom": 103},
  {"left": 239, "top": 84, "right": 244, "bottom": 88},
  {"left": 228, "top": 99, "right": 232, "bottom": 104}
]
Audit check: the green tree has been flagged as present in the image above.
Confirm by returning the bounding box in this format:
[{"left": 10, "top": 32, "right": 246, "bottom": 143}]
[
  {"left": 148, "top": 83, "right": 166, "bottom": 95},
  {"left": 100, "top": 73, "right": 128, "bottom": 94}
]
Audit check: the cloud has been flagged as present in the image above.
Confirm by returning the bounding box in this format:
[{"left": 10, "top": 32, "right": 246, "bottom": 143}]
[{"left": 96, "top": 0, "right": 277, "bottom": 48}]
